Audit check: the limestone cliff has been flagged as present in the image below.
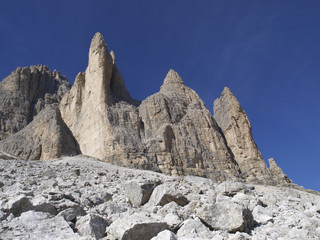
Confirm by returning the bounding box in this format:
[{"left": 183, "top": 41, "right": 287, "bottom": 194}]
[
  {"left": 0, "top": 65, "right": 71, "bottom": 141},
  {"left": 0, "top": 32, "right": 292, "bottom": 185},
  {"left": 59, "top": 33, "right": 241, "bottom": 182},
  {"left": 0, "top": 105, "right": 80, "bottom": 160},
  {"left": 213, "top": 87, "right": 273, "bottom": 183}
]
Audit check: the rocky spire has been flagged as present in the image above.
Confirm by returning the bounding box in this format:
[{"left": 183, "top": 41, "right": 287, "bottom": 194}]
[
  {"left": 268, "top": 158, "right": 292, "bottom": 184},
  {"left": 162, "top": 69, "right": 184, "bottom": 86},
  {"left": 59, "top": 32, "right": 135, "bottom": 159},
  {"left": 213, "top": 87, "right": 273, "bottom": 183}
]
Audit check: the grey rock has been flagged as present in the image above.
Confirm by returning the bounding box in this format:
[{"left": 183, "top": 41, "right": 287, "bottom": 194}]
[
  {"left": 216, "top": 181, "right": 248, "bottom": 197},
  {"left": 125, "top": 181, "right": 155, "bottom": 207},
  {"left": 214, "top": 87, "right": 273, "bottom": 183},
  {"left": 2, "top": 211, "right": 78, "bottom": 239},
  {"left": 252, "top": 205, "right": 273, "bottom": 224},
  {"left": 195, "top": 202, "right": 254, "bottom": 233},
  {"left": 176, "top": 218, "right": 213, "bottom": 239},
  {"left": 59, "top": 33, "right": 241, "bottom": 183},
  {"left": 151, "top": 230, "right": 177, "bottom": 240},
  {"left": 7, "top": 195, "right": 33, "bottom": 216},
  {"left": 106, "top": 213, "right": 169, "bottom": 240},
  {"left": 75, "top": 213, "right": 108, "bottom": 239},
  {"left": 268, "top": 158, "right": 292, "bottom": 184},
  {"left": 0, "top": 65, "right": 70, "bottom": 141},
  {"left": 147, "top": 183, "right": 189, "bottom": 207},
  {"left": 0, "top": 105, "right": 80, "bottom": 160}
]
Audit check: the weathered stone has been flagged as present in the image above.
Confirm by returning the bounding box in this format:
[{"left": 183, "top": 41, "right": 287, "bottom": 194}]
[
  {"left": 147, "top": 183, "right": 189, "bottom": 207},
  {"left": 7, "top": 195, "right": 33, "bottom": 216},
  {"left": 0, "top": 65, "right": 70, "bottom": 141},
  {"left": 59, "top": 33, "right": 241, "bottom": 182},
  {"left": 0, "top": 105, "right": 80, "bottom": 160},
  {"left": 176, "top": 218, "right": 213, "bottom": 239},
  {"left": 216, "top": 181, "right": 248, "bottom": 197},
  {"left": 214, "top": 87, "right": 272, "bottom": 183},
  {"left": 151, "top": 230, "right": 177, "bottom": 240},
  {"left": 195, "top": 202, "right": 254, "bottom": 233},
  {"left": 125, "top": 181, "right": 155, "bottom": 207},
  {"left": 268, "top": 158, "right": 292, "bottom": 184},
  {"left": 0, "top": 210, "right": 78, "bottom": 240},
  {"left": 252, "top": 205, "right": 273, "bottom": 224},
  {"left": 75, "top": 213, "right": 108, "bottom": 239},
  {"left": 106, "top": 213, "right": 169, "bottom": 240}
]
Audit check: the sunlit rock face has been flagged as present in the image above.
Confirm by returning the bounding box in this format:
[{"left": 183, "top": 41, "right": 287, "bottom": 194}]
[{"left": 0, "top": 32, "right": 292, "bottom": 186}]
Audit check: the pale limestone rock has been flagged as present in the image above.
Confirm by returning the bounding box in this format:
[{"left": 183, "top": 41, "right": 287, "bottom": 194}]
[
  {"left": 0, "top": 65, "right": 70, "bottom": 141},
  {"left": 216, "top": 181, "right": 248, "bottom": 197},
  {"left": 151, "top": 230, "right": 177, "bottom": 240},
  {"left": 75, "top": 213, "right": 108, "bottom": 239},
  {"left": 176, "top": 218, "right": 213, "bottom": 239},
  {"left": 268, "top": 158, "right": 292, "bottom": 184},
  {"left": 138, "top": 70, "right": 242, "bottom": 181},
  {"left": 195, "top": 202, "right": 254, "bottom": 233},
  {"left": 0, "top": 211, "right": 79, "bottom": 240},
  {"left": 125, "top": 181, "right": 156, "bottom": 207},
  {"left": 60, "top": 33, "right": 241, "bottom": 183},
  {"left": 146, "top": 183, "right": 189, "bottom": 207},
  {"left": 59, "top": 32, "right": 137, "bottom": 162},
  {"left": 214, "top": 87, "right": 272, "bottom": 183},
  {"left": 0, "top": 105, "right": 80, "bottom": 160},
  {"left": 252, "top": 205, "right": 273, "bottom": 224},
  {"left": 106, "top": 213, "right": 169, "bottom": 240}
]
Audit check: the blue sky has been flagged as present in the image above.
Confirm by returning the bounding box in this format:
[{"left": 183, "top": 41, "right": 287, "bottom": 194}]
[{"left": 1, "top": 0, "right": 319, "bottom": 191}]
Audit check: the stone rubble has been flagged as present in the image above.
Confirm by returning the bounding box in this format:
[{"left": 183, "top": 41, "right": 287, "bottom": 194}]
[{"left": 0, "top": 156, "right": 319, "bottom": 239}]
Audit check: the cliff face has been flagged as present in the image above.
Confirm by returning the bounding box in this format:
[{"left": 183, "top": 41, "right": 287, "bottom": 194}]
[
  {"left": 59, "top": 33, "right": 241, "bottom": 182},
  {"left": 0, "top": 65, "right": 71, "bottom": 141},
  {"left": 213, "top": 87, "right": 273, "bottom": 183},
  {"left": 0, "top": 32, "right": 291, "bottom": 185}
]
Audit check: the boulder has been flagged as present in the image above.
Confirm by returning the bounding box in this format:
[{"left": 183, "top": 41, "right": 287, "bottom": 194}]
[
  {"left": 75, "top": 214, "right": 108, "bottom": 239},
  {"left": 252, "top": 205, "right": 273, "bottom": 224},
  {"left": 106, "top": 213, "right": 169, "bottom": 240},
  {"left": 195, "top": 202, "right": 254, "bottom": 233},
  {"left": 151, "top": 230, "right": 177, "bottom": 240},
  {"left": 125, "top": 181, "right": 155, "bottom": 207},
  {"left": 147, "top": 183, "right": 189, "bottom": 207},
  {"left": 216, "top": 181, "right": 248, "bottom": 197},
  {"left": 176, "top": 218, "right": 213, "bottom": 239},
  {"left": 0, "top": 210, "right": 78, "bottom": 239}
]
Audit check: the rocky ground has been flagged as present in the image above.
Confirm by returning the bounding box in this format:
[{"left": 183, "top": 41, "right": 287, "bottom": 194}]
[{"left": 0, "top": 154, "right": 319, "bottom": 240}]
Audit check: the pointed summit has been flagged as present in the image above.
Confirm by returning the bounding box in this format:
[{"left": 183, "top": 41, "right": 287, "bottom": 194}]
[
  {"left": 162, "top": 69, "right": 184, "bottom": 87},
  {"left": 89, "top": 32, "right": 108, "bottom": 54},
  {"left": 214, "top": 87, "right": 272, "bottom": 183}
]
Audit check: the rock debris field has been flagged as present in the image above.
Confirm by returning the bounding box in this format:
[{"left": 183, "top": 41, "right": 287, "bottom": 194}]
[{"left": 0, "top": 154, "right": 319, "bottom": 240}]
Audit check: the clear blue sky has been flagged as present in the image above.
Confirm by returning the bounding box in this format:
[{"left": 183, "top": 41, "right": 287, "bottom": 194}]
[{"left": 1, "top": 0, "right": 319, "bottom": 191}]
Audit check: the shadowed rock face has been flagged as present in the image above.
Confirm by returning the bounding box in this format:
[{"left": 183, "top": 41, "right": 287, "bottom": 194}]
[
  {"left": 213, "top": 87, "right": 273, "bottom": 183},
  {"left": 0, "top": 105, "right": 80, "bottom": 160},
  {"left": 0, "top": 65, "right": 71, "bottom": 141}
]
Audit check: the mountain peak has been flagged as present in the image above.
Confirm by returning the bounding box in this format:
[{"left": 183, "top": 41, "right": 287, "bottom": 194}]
[
  {"left": 161, "top": 69, "right": 184, "bottom": 91},
  {"left": 89, "top": 32, "right": 107, "bottom": 54}
]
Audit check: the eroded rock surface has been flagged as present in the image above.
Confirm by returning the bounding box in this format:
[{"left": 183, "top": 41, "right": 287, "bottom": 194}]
[
  {"left": 214, "top": 87, "right": 273, "bottom": 183},
  {"left": 0, "top": 155, "right": 319, "bottom": 239},
  {"left": 0, "top": 65, "right": 70, "bottom": 141},
  {"left": 59, "top": 33, "right": 241, "bottom": 182},
  {"left": 0, "top": 105, "right": 80, "bottom": 160}
]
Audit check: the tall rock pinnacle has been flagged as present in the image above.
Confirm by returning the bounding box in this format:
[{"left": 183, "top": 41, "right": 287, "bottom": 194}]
[
  {"left": 213, "top": 87, "right": 272, "bottom": 183},
  {"left": 59, "top": 33, "right": 135, "bottom": 159}
]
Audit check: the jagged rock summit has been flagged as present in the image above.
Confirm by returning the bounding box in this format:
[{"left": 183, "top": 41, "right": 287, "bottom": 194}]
[
  {"left": 0, "top": 65, "right": 71, "bottom": 140},
  {"left": 0, "top": 32, "right": 293, "bottom": 186}
]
